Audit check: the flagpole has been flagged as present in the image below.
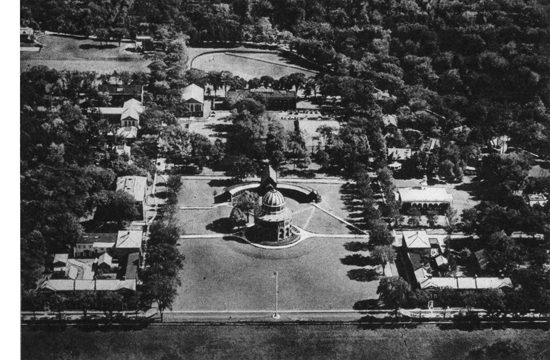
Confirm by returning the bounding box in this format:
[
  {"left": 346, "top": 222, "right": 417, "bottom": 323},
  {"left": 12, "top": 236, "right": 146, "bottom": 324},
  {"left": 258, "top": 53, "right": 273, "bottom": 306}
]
[{"left": 272, "top": 271, "right": 280, "bottom": 319}]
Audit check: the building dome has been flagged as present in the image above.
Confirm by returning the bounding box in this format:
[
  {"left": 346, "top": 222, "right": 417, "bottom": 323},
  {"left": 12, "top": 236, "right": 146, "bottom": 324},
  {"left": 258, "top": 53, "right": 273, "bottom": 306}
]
[{"left": 263, "top": 189, "right": 285, "bottom": 206}]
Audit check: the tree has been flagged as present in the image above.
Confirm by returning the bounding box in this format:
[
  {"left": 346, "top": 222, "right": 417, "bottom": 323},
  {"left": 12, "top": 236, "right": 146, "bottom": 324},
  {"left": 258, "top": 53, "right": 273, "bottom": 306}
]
[
  {"left": 371, "top": 245, "right": 396, "bottom": 276},
  {"left": 95, "top": 190, "right": 140, "bottom": 227},
  {"left": 165, "top": 37, "right": 189, "bottom": 67},
  {"left": 230, "top": 207, "right": 247, "bottom": 227},
  {"left": 21, "top": 290, "right": 45, "bottom": 320},
  {"left": 369, "top": 222, "right": 394, "bottom": 246},
  {"left": 233, "top": 191, "right": 259, "bottom": 221},
  {"left": 95, "top": 28, "right": 110, "bottom": 45},
  {"left": 97, "top": 291, "right": 123, "bottom": 322},
  {"left": 109, "top": 27, "right": 128, "bottom": 46},
  {"left": 149, "top": 220, "right": 181, "bottom": 246},
  {"left": 377, "top": 276, "right": 411, "bottom": 313},
  {"left": 140, "top": 273, "right": 179, "bottom": 323},
  {"left": 74, "top": 291, "right": 96, "bottom": 322},
  {"left": 478, "top": 153, "right": 531, "bottom": 202},
  {"left": 224, "top": 155, "right": 258, "bottom": 182},
  {"left": 146, "top": 243, "right": 186, "bottom": 278},
  {"left": 207, "top": 71, "right": 223, "bottom": 109},
  {"left": 407, "top": 207, "right": 422, "bottom": 227},
  {"left": 50, "top": 293, "right": 67, "bottom": 320},
  {"left": 166, "top": 175, "right": 183, "bottom": 193},
  {"left": 485, "top": 231, "right": 522, "bottom": 276}
]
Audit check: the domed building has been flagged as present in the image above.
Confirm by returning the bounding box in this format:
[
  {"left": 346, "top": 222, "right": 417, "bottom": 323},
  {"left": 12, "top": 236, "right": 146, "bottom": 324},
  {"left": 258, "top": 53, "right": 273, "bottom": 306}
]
[{"left": 254, "top": 187, "right": 293, "bottom": 242}]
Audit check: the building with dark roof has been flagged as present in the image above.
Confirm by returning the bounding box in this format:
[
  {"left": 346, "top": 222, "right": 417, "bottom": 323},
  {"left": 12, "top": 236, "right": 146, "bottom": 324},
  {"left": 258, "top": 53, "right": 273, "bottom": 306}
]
[
  {"left": 98, "top": 84, "right": 143, "bottom": 106},
  {"left": 227, "top": 89, "right": 297, "bottom": 110}
]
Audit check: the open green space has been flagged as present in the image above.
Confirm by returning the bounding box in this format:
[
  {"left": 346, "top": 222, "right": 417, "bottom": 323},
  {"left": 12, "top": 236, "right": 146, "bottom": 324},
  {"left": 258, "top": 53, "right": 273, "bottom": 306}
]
[
  {"left": 175, "top": 236, "right": 379, "bottom": 311},
  {"left": 192, "top": 51, "right": 316, "bottom": 80},
  {"left": 21, "top": 326, "right": 550, "bottom": 360},
  {"left": 20, "top": 34, "right": 149, "bottom": 73}
]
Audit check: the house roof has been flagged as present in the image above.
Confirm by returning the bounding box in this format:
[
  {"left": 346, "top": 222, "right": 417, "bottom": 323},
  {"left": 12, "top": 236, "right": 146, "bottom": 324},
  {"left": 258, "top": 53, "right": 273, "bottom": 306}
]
[
  {"left": 66, "top": 259, "right": 94, "bottom": 280},
  {"left": 53, "top": 254, "right": 69, "bottom": 264},
  {"left": 474, "top": 249, "right": 489, "bottom": 270},
  {"left": 98, "top": 253, "right": 113, "bottom": 267},
  {"left": 116, "top": 230, "right": 143, "bottom": 249},
  {"left": 398, "top": 187, "right": 453, "bottom": 204},
  {"left": 37, "top": 279, "right": 137, "bottom": 292},
  {"left": 99, "top": 84, "right": 142, "bottom": 96},
  {"left": 382, "top": 114, "right": 398, "bottom": 128},
  {"left": 21, "top": 27, "right": 34, "bottom": 35},
  {"left": 182, "top": 84, "right": 204, "bottom": 104},
  {"left": 115, "top": 144, "right": 131, "bottom": 157},
  {"left": 262, "top": 165, "right": 277, "bottom": 184},
  {"left": 418, "top": 276, "right": 513, "bottom": 290},
  {"left": 95, "top": 279, "right": 136, "bottom": 291},
  {"left": 408, "top": 252, "right": 424, "bottom": 270},
  {"left": 116, "top": 176, "right": 147, "bottom": 202},
  {"left": 98, "top": 107, "right": 125, "bottom": 116},
  {"left": 115, "top": 126, "right": 138, "bottom": 139},
  {"left": 122, "top": 252, "right": 140, "bottom": 279},
  {"left": 80, "top": 233, "right": 118, "bottom": 245},
  {"left": 403, "top": 231, "right": 431, "bottom": 249},
  {"left": 528, "top": 194, "right": 547, "bottom": 202},
  {"left": 227, "top": 89, "right": 297, "bottom": 100},
  {"left": 387, "top": 148, "right": 412, "bottom": 161},
  {"left": 490, "top": 135, "right": 510, "bottom": 148}
]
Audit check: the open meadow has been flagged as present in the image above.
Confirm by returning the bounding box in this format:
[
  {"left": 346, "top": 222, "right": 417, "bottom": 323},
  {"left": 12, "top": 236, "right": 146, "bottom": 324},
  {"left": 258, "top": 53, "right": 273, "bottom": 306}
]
[
  {"left": 192, "top": 51, "right": 317, "bottom": 80},
  {"left": 20, "top": 34, "right": 150, "bottom": 73}
]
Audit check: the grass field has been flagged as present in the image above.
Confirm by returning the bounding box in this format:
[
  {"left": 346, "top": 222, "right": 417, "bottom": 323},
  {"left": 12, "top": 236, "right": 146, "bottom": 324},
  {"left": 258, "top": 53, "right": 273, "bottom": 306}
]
[
  {"left": 192, "top": 51, "right": 316, "bottom": 80},
  {"left": 175, "top": 236, "right": 379, "bottom": 311},
  {"left": 172, "top": 179, "right": 376, "bottom": 311},
  {"left": 20, "top": 34, "right": 149, "bottom": 73},
  {"left": 21, "top": 326, "right": 550, "bottom": 360}
]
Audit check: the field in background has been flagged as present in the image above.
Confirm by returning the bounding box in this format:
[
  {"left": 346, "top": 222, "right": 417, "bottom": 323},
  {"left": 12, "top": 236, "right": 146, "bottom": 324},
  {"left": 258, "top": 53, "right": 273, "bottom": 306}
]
[{"left": 20, "top": 34, "right": 149, "bottom": 73}]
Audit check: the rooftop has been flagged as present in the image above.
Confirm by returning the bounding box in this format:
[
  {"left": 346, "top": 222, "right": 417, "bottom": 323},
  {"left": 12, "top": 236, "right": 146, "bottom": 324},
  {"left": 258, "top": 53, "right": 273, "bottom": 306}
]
[
  {"left": 116, "top": 230, "right": 143, "bottom": 249},
  {"left": 398, "top": 186, "right": 453, "bottom": 204},
  {"left": 387, "top": 148, "right": 412, "bottom": 161},
  {"left": 402, "top": 231, "right": 431, "bottom": 249},
  {"left": 182, "top": 84, "right": 204, "bottom": 104},
  {"left": 116, "top": 176, "right": 147, "bottom": 202},
  {"left": 382, "top": 114, "right": 398, "bottom": 128},
  {"left": 227, "top": 89, "right": 297, "bottom": 100},
  {"left": 115, "top": 126, "right": 138, "bottom": 139},
  {"left": 79, "top": 233, "right": 117, "bottom": 245}
]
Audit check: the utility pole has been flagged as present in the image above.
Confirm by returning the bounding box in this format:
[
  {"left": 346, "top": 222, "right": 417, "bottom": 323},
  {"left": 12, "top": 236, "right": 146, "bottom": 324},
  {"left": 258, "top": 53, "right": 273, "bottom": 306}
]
[{"left": 272, "top": 271, "right": 280, "bottom": 319}]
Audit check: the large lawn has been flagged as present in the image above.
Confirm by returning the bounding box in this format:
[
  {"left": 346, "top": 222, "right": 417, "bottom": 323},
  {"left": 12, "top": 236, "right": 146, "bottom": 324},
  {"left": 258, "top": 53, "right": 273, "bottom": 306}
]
[
  {"left": 20, "top": 34, "right": 149, "bottom": 73},
  {"left": 175, "top": 236, "right": 379, "bottom": 311},
  {"left": 172, "top": 179, "right": 376, "bottom": 311},
  {"left": 192, "top": 51, "right": 316, "bottom": 80},
  {"left": 21, "top": 326, "right": 550, "bottom": 360}
]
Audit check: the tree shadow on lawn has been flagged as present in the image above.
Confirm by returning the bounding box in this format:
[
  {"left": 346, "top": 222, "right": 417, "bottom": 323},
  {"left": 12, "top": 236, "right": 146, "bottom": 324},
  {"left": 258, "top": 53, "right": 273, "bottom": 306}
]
[
  {"left": 454, "top": 181, "right": 482, "bottom": 201},
  {"left": 347, "top": 268, "right": 379, "bottom": 282},
  {"left": 79, "top": 44, "right": 118, "bottom": 50},
  {"left": 206, "top": 218, "right": 234, "bottom": 233},
  {"left": 208, "top": 179, "right": 234, "bottom": 187},
  {"left": 344, "top": 241, "right": 370, "bottom": 252},
  {"left": 353, "top": 299, "right": 380, "bottom": 311},
  {"left": 341, "top": 254, "right": 377, "bottom": 267},
  {"left": 203, "top": 123, "right": 235, "bottom": 138}
]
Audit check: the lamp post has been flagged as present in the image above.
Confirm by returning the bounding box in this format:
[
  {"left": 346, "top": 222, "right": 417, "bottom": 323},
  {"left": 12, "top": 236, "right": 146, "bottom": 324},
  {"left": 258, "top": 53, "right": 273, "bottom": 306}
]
[{"left": 272, "top": 271, "right": 280, "bottom": 319}]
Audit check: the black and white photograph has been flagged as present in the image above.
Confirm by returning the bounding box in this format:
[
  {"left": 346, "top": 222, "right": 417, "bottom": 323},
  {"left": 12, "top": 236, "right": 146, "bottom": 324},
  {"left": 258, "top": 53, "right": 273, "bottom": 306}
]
[{"left": 17, "top": 0, "right": 550, "bottom": 359}]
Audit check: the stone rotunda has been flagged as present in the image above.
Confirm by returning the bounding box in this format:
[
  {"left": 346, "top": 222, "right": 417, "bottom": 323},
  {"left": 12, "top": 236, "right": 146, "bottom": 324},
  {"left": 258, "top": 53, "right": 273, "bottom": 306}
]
[{"left": 254, "top": 186, "right": 294, "bottom": 242}]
